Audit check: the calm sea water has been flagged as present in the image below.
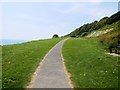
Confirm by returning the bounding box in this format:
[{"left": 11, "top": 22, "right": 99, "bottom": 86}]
[{"left": 0, "top": 39, "right": 27, "bottom": 45}]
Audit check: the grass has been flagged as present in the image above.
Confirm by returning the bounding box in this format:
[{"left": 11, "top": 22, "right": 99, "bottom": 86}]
[
  {"left": 2, "top": 38, "right": 63, "bottom": 88},
  {"left": 62, "top": 38, "right": 119, "bottom": 88}
]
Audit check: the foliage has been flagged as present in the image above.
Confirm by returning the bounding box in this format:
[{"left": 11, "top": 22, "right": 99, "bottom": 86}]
[
  {"left": 99, "top": 21, "right": 120, "bottom": 50},
  {"left": 52, "top": 34, "right": 59, "bottom": 38},
  {"left": 81, "top": 32, "right": 88, "bottom": 37},
  {"left": 105, "top": 11, "right": 120, "bottom": 24},
  {"left": 69, "top": 11, "right": 120, "bottom": 38}
]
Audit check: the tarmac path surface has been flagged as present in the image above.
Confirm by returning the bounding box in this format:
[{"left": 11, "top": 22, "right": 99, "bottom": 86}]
[{"left": 31, "top": 38, "right": 71, "bottom": 88}]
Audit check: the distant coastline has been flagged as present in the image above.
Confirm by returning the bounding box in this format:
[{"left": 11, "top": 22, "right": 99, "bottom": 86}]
[{"left": 0, "top": 39, "right": 27, "bottom": 45}]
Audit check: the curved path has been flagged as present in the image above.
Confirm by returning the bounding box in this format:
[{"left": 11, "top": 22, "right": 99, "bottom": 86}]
[{"left": 31, "top": 38, "right": 71, "bottom": 88}]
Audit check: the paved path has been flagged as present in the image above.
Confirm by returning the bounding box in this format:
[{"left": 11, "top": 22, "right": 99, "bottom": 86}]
[{"left": 31, "top": 38, "right": 71, "bottom": 88}]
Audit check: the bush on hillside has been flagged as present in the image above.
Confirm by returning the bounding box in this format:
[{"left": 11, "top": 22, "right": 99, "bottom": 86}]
[
  {"left": 105, "top": 11, "right": 120, "bottom": 24},
  {"left": 100, "top": 21, "right": 120, "bottom": 50},
  {"left": 52, "top": 34, "right": 59, "bottom": 38},
  {"left": 81, "top": 32, "right": 89, "bottom": 37}
]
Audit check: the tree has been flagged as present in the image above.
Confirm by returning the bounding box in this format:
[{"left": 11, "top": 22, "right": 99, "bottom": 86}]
[{"left": 52, "top": 34, "right": 59, "bottom": 38}]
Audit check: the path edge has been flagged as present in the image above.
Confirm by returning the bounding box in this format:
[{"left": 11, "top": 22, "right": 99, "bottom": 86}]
[
  {"left": 61, "top": 38, "right": 74, "bottom": 88},
  {"left": 26, "top": 39, "right": 63, "bottom": 88}
]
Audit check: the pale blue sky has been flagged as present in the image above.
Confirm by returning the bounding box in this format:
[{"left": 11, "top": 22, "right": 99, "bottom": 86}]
[{"left": 1, "top": 1, "right": 119, "bottom": 40}]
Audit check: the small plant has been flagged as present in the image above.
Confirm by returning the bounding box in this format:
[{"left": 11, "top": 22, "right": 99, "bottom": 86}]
[{"left": 81, "top": 32, "right": 88, "bottom": 37}]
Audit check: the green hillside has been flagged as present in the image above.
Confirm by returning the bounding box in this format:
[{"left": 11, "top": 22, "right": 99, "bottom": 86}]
[
  {"left": 62, "top": 11, "right": 120, "bottom": 88},
  {"left": 67, "top": 11, "right": 120, "bottom": 52},
  {"left": 69, "top": 11, "right": 120, "bottom": 38}
]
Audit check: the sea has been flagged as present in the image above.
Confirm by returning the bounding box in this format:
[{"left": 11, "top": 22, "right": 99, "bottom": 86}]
[{"left": 0, "top": 39, "right": 27, "bottom": 45}]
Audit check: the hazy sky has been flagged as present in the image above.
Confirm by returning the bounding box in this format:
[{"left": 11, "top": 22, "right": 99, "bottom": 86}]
[{"left": 1, "top": 0, "right": 119, "bottom": 40}]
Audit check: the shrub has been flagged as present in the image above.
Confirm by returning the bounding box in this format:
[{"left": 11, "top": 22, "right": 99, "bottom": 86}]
[
  {"left": 70, "top": 35, "right": 76, "bottom": 38},
  {"left": 52, "top": 34, "right": 59, "bottom": 38},
  {"left": 100, "top": 29, "right": 120, "bottom": 50},
  {"left": 81, "top": 32, "right": 88, "bottom": 37}
]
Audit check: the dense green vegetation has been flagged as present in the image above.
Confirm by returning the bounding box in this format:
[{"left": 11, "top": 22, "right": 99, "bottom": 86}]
[
  {"left": 62, "top": 38, "right": 118, "bottom": 88},
  {"left": 69, "top": 11, "right": 120, "bottom": 38},
  {"left": 105, "top": 11, "right": 120, "bottom": 24},
  {"left": 52, "top": 34, "right": 59, "bottom": 38},
  {"left": 2, "top": 38, "right": 63, "bottom": 88},
  {"left": 99, "top": 21, "right": 120, "bottom": 50}
]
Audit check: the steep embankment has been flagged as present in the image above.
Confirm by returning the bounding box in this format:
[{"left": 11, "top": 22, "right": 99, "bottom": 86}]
[{"left": 2, "top": 38, "right": 63, "bottom": 88}]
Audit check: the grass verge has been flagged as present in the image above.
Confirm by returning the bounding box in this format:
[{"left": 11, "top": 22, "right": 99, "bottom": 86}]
[
  {"left": 2, "top": 38, "right": 63, "bottom": 88},
  {"left": 62, "top": 38, "right": 118, "bottom": 88}
]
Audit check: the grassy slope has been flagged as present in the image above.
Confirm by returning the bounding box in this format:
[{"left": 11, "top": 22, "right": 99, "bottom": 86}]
[
  {"left": 2, "top": 38, "right": 63, "bottom": 88},
  {"left": 62, "top": 38, "right": 118, "bottom": 88}
]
